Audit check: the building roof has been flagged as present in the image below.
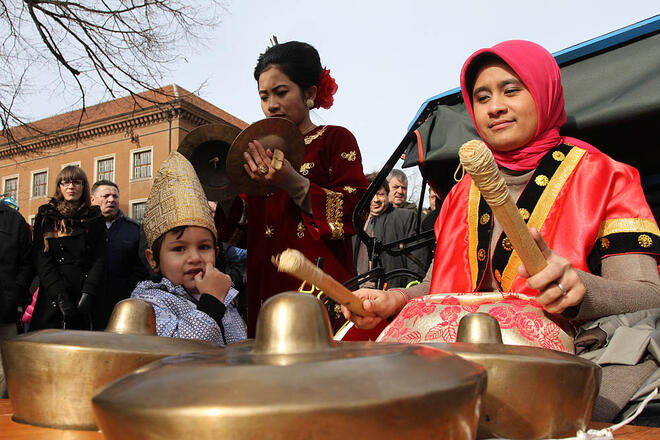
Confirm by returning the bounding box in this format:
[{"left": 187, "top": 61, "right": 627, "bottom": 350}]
[{"left": 1, "top": 84, "right": 248, "bottom": 144}]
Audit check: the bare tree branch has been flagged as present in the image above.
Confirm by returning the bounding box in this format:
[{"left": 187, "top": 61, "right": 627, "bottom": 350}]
[{"left": 0, "top": 0, "right": 225, "bottom": 146}]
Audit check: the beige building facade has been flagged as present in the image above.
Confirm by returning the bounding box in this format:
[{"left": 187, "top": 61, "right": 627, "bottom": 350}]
[{"left": 0, "top": 85, "right": 247, "bottom": 224}]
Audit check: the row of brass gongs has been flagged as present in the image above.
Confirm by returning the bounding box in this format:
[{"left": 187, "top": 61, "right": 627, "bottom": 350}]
[
  {"left": 177, "top": 118, "right": 305, "bottom": 199},
  {"left": 0, "top": 120, "right": 602, "bottom": 439},
  {"left": 1, "top": 293, "right": 600, "bottom": 440}
]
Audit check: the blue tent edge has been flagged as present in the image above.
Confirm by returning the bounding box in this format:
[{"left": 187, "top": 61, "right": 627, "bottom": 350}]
[{"left": 407, "top": 14, "right": 660, "bottom": 131}]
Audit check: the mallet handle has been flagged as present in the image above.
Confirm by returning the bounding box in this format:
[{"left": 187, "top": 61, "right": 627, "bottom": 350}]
[
  {"left": 459, "top": 140, "right": 547, "bottom": 276},
  {"left": 274, "top": 249, "right": 375, "bottom": 317}
]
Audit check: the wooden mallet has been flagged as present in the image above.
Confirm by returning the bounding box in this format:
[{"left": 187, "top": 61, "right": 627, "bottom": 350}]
[
  {"left": 458, "top": 140, "right": 548, "bottom": 276},
  {"left": 273, "top": 249, "right": 375, "bottom": 317}
]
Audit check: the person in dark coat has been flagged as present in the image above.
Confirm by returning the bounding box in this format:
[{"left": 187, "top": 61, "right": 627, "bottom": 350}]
[
  {"left": 0, "top": 196, "right": 33, "bottom": 397},
  {"left": 30, "top": 166, "right": 107, "bottom": 330},
  {"left": 354, "top": 177, "right": 428, "bottom": 288},
  {"left": 91, "top": 180, "right": 148, "bottom": 329}
]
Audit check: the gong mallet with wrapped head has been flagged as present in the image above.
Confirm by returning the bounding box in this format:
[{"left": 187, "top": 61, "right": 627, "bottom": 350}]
[
  {"left": 273, "top": 249, "right": 375, "bottom": 317},
  {"left": 458, "top": 140, "right": 548, "bottom": 276}
]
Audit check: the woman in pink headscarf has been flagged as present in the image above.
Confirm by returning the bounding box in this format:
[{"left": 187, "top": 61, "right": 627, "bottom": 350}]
[{"left": 344, "top": 40, "right": 660, "bottom": 352}]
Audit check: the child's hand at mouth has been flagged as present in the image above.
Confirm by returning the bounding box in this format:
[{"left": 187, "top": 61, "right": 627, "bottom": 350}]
[{"left": 194, "top": 262, "right": 232, "bottom": 302}]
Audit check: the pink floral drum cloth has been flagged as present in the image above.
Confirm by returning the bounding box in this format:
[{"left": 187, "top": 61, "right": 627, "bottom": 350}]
[{"left": 376, "top": 295, "right": 574, "bottom": 353}]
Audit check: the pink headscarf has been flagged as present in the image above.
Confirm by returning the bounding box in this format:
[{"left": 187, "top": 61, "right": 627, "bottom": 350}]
[{"left": 460, "top": 40, "right": 597, "bottom": 171}]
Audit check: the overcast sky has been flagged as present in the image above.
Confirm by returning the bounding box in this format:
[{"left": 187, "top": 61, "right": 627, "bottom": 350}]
[{"left": 24, "top": 1, "right": 660, "bottom": 173}]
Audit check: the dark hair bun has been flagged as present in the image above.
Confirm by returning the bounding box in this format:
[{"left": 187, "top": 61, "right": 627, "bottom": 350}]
[{"left": 254, "top": 41, "right": 322, "bottom": 91}]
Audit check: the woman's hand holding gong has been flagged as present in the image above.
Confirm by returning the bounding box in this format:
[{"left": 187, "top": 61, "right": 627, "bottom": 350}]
[{"left": 243, "top": 139, "right": 294, "bottom": 188}]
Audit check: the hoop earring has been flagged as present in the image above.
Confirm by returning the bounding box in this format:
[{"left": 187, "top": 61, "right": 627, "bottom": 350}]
[{"left": 306, "top": 99, "right": 315, "bottom": 109}]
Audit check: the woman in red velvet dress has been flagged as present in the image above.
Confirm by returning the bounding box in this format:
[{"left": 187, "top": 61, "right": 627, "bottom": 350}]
[{"left": 227, "top": 41, "right": 368, "bottom": 336}]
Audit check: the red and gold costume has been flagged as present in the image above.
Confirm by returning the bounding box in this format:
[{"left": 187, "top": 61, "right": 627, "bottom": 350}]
[
  {"left": 379, "top": 144, "right": 660, "bottom": 351},
  {"left": 225, "top": 125, "right": 367, "bottom": 336},
  {"left": 378, "top": 40, "right": 660, "bottom": 351}
]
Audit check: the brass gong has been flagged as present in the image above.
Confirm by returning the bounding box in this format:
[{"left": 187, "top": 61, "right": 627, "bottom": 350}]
[
  {"left": 177, "top": 123, "right": 241, "bottom": 201},
  {"left": 226, "top": 118, "right": 305, "bottom": 196},
  {"left": 92, "top": 293, "right": 487, "bottom": 440},
  {"left": 425, "top": 313, "right": 601, "bottom": 440},
  {"left": 1, "top": 299, "right": 216, "bottom": 430}
]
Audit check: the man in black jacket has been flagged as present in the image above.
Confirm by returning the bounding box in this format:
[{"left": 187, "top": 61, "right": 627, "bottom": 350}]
[
  {"left": 91, "top": 181, "right": 148, "bottom": 329},
  {"left": 354, "top": 178, "right": 428, "bottom": 288},
  {"left": 0, "top": 196, "right": 33, "bottom": 397}
]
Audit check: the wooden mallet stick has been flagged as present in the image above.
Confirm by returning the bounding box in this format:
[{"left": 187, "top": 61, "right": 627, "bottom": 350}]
[
  {"left": 458, "top": 140, "right": 547, "bottom": 276},
  {"left": 273, "top": 249, "right": 375, "bottom": 317}
]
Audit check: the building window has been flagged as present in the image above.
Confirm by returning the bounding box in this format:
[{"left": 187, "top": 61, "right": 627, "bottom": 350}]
[
  {"left": 97, "top": 157, "right": 114, "bottom": 182},
  {"left": 32, "top": 171, "right": 48, "bottom": 197},
  {"left": 3, "top": 177, "right": 18, "bottom": 200},
  {"left": 133, "top": 150, "right": 152, "bottom": 180},
  {"left": 131, "top": 201, "right": 146, "bottom": 223}
]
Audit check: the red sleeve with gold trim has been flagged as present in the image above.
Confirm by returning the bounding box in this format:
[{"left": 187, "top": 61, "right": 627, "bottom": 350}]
[
  {"left": 586, "top": 158, "right": 660, "bottom": 266},
  {"left": 304, "top": 126, "right": 368, "bottom": 240}
]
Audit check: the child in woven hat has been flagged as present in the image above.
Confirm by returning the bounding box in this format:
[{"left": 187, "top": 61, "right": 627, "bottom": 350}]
[{"left": 131, "top": 152, "right": 246, "bottom": 345}]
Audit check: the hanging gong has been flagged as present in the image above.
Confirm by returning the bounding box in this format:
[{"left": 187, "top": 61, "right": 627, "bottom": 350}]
[
  {"left": 177, "top": 123, "right": 241, "bottom": 201},
  {"left": 226, "top": 118, "right": 305, "bottom": 196},
  {"left": 92, "top": 293, "right": 487, "bottom": 440},
  {"left": 0, "top": 299, "right": 217, "bottom": 430},
  {"left": 424, "top": 313, "right": 601, "bottom": 440}
]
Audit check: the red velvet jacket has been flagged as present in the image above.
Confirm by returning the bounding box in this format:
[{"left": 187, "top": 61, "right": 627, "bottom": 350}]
[{"left": 222, "top": 125, "right": 368, "bottom": 336}]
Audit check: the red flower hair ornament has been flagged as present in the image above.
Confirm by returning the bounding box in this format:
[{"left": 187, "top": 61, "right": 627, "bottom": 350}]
[{"left": 314, "top": 68, "right": 338, "bottom": 109}]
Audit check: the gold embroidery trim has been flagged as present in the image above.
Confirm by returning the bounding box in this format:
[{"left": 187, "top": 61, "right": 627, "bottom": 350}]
[
  {"left": 638, "top": 234, "right": 653, "bottom": 248},
  {"left": 501, "top": 147, "right": 586, "bottom": 292},
  {"left": 304, "top": 126, "right": 328, "bottom": 145},
  {"left": 552, "top": 151, "right": 565, "bottom": 161},
  {"left": 468, "top": 181, "right": 481, "bottom": 290},
  {"left": 299, "top": 162, "right": 315, "bottom": 176},
  {"left": 325, "top": 189, "right": 344, "bottom": 239},
  {"left": 341, "top": 150, "right": 357, "bottom": 161},
  {"left": 479, "top": 213, "right": 490, "bottom": 225},
  {"left": 535, "top": 175, "right": 549, "bottom": 187},
  {"left": 477, "top": 248, "right": 486, "bottom": 261},
  {"left": 519, "top": 208, "right": 530, "bottom": 221},
  {"left": 597, "top": 218, "right": 660, "bottom": 238},
  {"left": 265, "top": 225, "right": 274, "bottom": 237},
  {"left": 297, "top": 221, "right": 305, "bottom": 238},
  {"left": 343, "top": 186, "right": 356, "bottom": 194}
]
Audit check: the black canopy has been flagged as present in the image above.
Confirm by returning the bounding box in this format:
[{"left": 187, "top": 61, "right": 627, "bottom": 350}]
[{"left": 402, "top": 16, "right": 660, "bottom": 196}]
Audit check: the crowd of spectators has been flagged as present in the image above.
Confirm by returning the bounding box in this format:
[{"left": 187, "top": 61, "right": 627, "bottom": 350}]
[{"left": 353, "top": 171, "right": 432, "bottom": 288}]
